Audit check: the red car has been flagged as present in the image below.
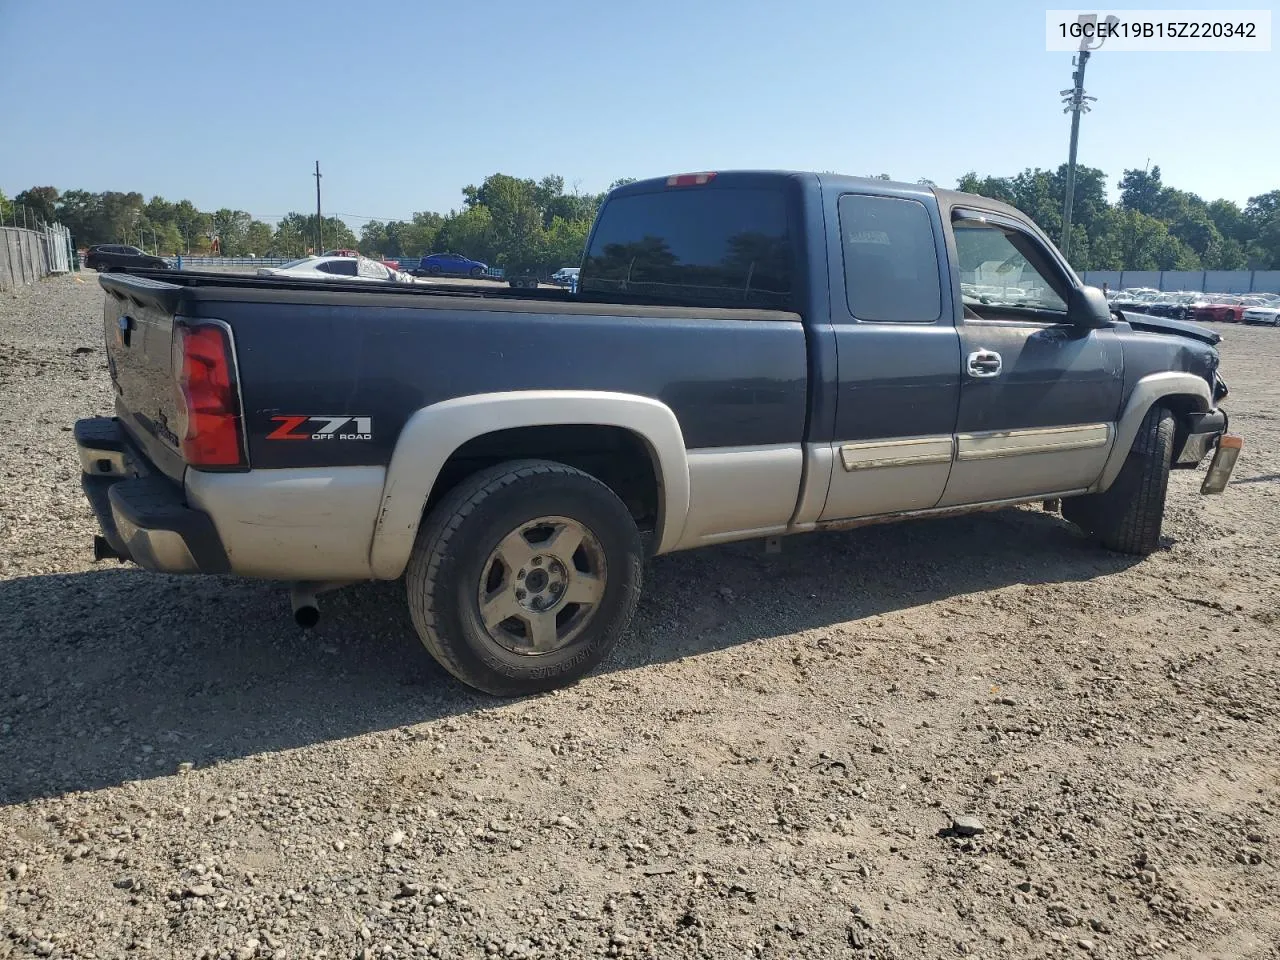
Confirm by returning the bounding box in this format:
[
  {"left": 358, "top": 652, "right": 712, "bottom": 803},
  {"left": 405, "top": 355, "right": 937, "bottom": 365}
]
[{"left": 1191, "top": 295, "right": 1245, "bottom": 323}]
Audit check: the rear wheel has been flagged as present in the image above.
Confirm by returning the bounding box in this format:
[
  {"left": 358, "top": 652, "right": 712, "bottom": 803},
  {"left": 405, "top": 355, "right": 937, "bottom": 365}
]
[
  {"left": 428, "top": 265, "right": 441, "bottom": 275},
  {"left": 405, "top": 459, "right": 645, "bottom": 697},
  {"left": 1062, "top": 404, "right": 1175, "bottom": 556}
]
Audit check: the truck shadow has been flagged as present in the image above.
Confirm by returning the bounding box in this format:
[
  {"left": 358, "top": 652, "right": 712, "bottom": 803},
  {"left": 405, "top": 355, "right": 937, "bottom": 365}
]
[{"left": 0, "top": 506, "right": 1143, "bottom": 806}]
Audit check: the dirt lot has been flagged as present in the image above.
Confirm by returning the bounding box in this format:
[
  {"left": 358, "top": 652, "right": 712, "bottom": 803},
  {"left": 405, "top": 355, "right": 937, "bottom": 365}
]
[{"left": 2, "top": 273, "right": 1278, "bottom": 960}]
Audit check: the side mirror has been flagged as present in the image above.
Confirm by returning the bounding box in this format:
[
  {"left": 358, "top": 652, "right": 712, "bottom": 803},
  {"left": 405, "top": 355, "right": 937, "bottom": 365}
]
[{"left": 1068, "top": 285, "right": 1113, "bottom": 328}]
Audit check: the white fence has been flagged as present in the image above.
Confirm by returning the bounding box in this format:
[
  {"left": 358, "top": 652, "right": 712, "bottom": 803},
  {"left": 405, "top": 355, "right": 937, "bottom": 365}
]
[{"left": 0, "top": 223, "right": 75, "bottom": 291}]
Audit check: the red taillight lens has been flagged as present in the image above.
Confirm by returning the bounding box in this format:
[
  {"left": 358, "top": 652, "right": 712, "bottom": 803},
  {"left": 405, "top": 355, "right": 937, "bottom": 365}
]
[{"left": 175, "top": 324, "right": 245, "bottom": 468}]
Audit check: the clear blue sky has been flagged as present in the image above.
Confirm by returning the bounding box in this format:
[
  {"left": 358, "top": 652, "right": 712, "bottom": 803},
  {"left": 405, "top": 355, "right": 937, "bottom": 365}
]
[{"left": 2, "top": 0, "right": 1276, "bottom": 232}]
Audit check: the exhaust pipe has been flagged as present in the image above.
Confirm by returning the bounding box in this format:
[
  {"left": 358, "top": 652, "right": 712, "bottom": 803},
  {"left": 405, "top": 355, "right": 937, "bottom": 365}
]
[
  {"left": 288, "top": 580, "right": 358, "bottom": 629},
  {"left": 290, "top": 585, "right": 321, "bottom": 628}
]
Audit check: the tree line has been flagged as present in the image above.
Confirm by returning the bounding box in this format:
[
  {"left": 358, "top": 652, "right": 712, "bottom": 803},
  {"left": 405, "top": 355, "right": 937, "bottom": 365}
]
[
  {"left": 0, "top": 174, "right": 635, "bottom": 277},
  {"left": 4, "top": 165, "right": 1279, "bottom": 273},
  {"left": 956, "top": 164, "right": 1280, "bottom": 271}
]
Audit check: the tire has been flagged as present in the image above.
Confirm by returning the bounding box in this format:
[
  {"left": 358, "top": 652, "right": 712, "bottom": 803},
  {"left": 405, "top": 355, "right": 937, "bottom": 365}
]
[
  {"left": 428, "top": 265, "right": 441, "bottom": 275},
  {"left": 1062, "top": 404, "right": 1175, "bottom": 556},
  {"left": 470, "top": 265, "right": 484, "bottom": 277},
  {"left": 404, "top": 459, "right": 645, "bottom": 697}
]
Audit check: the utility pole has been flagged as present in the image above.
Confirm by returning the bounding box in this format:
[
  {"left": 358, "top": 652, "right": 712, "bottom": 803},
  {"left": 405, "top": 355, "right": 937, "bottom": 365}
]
[
  {"left": 314, "top": 161, "right": 323, "bottom": 254},
  {"left": 1059, "top": 51, "right": 1097, "bottom": 262}
]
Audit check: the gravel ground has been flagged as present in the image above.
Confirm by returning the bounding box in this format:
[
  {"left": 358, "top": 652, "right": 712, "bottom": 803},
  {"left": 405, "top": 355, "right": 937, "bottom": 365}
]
[{"left": 2, "top": 273, "right": 1279, "bottom": 960}]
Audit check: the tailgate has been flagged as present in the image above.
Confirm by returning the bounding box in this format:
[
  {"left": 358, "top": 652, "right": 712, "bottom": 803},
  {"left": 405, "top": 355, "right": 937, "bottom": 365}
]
[{"left": 100, "top": 273, "right": 195, "bottom": 482}]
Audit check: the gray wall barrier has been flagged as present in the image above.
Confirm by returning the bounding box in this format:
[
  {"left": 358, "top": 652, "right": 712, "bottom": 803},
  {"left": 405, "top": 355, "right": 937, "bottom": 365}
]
[{"left": 1082, "top": 270, "right": 1280, "bottom": 294}]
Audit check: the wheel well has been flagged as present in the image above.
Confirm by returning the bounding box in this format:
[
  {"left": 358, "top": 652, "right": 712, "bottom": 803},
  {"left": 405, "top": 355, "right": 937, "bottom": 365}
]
[
  {"left": 424, "top": 424, "right": 661, "bottom": 538},
  {"left": 1158, "top": 392, "right": 1209, "bottom": 457}
]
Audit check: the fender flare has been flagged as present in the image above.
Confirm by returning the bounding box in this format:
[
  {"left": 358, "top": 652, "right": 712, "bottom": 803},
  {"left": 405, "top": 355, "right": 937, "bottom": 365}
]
[
  {"left": 367, "top": 390, "right": 690, "bottom": 580},
  {"left": 1095, "top": 372, "right": 1212, "bottom": 491}
]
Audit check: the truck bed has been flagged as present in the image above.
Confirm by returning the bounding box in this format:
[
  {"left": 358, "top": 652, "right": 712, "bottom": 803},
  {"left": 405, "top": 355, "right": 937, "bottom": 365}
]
[
  {"left": 98, "top": 269, "right": 810, "bottom": 479},
  {"left": 101, "top": 267, "right": 804, "bottom": 319}
]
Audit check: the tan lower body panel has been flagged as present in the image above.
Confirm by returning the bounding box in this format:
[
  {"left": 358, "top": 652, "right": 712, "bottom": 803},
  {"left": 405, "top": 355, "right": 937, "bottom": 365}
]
[
  {"left": 818, "top": 435, "right": 954, "bottom": 521},
  {"left": 937, "top": 423, "right": 1113, "bottom": 507},
  {"left": 675, "top": 444, "right": 805, "bottom": 549},
  {"left": 185, "top": 466, "right": 387, "bottom": 580}
]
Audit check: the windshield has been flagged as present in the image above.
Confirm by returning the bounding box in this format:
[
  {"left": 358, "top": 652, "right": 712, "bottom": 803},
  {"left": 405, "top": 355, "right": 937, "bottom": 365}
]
[{"left": 278, "top": 257, "right": 314, "bottom": 269}]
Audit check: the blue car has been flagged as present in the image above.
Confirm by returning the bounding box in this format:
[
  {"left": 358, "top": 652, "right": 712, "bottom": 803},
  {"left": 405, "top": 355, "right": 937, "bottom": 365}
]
[{"left": 414, "top": 252, "right": 489, "bottom": 278}]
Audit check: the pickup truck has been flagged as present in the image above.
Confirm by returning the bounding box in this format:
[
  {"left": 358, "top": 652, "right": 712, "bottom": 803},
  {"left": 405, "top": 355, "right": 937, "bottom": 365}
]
[{"left": 74, "top": 170, "right": 1242, "bottom": 697}]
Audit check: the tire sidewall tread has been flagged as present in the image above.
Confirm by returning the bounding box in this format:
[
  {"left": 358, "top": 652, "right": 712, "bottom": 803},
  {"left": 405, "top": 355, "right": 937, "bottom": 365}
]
[
  {"left": 405, "top": 459, "right": 644, "bottom": 697},
  {"left": 1063, "top": 404, "right": 1175, "bottom": 555}
]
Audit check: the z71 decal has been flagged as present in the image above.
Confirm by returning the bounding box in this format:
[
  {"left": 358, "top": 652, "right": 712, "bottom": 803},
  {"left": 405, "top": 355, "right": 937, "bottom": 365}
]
[{"left": 267, "top": 415, "right": 373, "bottom": 441}]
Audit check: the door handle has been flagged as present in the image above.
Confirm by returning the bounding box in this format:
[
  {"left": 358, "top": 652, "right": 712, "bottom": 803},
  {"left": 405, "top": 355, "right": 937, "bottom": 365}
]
[{"left": 967, "top": 349, "right": 1002, "bottom": 378}]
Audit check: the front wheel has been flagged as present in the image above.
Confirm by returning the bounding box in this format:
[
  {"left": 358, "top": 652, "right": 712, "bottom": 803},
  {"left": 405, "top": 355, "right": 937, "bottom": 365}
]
[
  {"left": 405, "top": 459, "right": 644, "bottom": 697},
  {"left": 470, "top": 265, "right": 484, "bottom": 277},
  {"left": 1062, "top": 404, "right": 1175, "bottom": 555}
]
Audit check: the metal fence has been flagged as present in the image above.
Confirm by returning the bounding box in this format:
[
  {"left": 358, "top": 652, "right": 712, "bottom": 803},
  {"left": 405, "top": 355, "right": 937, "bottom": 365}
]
[
  {"left": 1081, "top": 270, "right": 1280, "bottom": 294},
  {"left": 1, "top": 223, "right": 75, "bottom": 291}
]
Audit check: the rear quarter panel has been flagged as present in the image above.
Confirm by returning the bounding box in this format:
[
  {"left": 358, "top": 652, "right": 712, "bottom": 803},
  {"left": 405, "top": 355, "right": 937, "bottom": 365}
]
[{"left": 195, "top": 295, "right": 811, "bottom": 469}]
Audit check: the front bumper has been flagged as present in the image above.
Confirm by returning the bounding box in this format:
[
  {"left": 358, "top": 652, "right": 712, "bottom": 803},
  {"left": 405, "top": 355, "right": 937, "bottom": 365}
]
[
  {"left": 74, "top": 417, "right": 230, "bottom": 575},
  {"left": 1171, "top": 408, "right": 1242, "bottom": 494},
  {"left": 1174, "top": 409, "right": 1227, "bottom": 467}
]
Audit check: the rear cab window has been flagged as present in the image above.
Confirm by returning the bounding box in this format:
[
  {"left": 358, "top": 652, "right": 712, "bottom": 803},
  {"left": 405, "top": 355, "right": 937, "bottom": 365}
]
[
  {"left": 838, "top": 194, "right": 942, "bottom": 324},
  {"left": 580, "top": 184, "right": 794, "bottom": 311}
]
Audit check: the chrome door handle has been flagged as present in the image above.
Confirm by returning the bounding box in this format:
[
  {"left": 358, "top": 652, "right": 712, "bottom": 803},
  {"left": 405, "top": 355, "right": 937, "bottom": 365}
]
[{"left": 967, "top": 349, "right": 1002, "bottom": 378}]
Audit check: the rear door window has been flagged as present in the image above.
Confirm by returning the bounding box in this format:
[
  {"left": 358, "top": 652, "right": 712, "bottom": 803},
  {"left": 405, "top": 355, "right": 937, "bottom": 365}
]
[
  {"left": 358, "top": 258, "right": 390, "bottom": 280},
  {"left": 839, "top": 194, "right": 942, "bottom": 323},
  {"left": 581, "top": 186, "right": 794, "bottom": 310}
]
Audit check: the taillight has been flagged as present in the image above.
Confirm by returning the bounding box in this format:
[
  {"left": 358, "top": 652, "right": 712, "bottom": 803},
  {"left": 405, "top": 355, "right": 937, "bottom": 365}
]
[
  {"left": 173, "top": 323, "right": 246, "bottom": 468},
  {"left": 666, "top": 172, "right": 717, "bottom": 187}
]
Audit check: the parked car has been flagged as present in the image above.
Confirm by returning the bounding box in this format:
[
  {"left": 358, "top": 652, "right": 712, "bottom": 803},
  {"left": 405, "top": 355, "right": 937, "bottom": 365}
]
[
  {"left": 1242, "top": 305, "right": 1280, "bottom": 326},
  {"left": 1190, "top": 295, "right": 1245, "bottom": 324},
  {"left": 414, "top": 252, "right": 489, "bottom": 278},
  {"left": 255, "top": 255, "right": 413, "bottom": 284},
  {"left": 84, "top": 244, "right": 169, "bottom": 272},
  {"left": 1110, "top": 289, "right": 1160, "bottom": 313},
  {"left": 550, "top": 267, "right": 580, "bottom": 287},
  {"left": 74, "top": 170, "right": 1240, "bottom": 698},
  {"left": 1146, "top": 293, "right": 1200, "bottom": 321}
]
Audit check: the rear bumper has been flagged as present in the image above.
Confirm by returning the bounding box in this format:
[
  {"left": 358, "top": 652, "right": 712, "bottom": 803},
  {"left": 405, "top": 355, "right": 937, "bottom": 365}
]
[{"left": 75, "top": 417, "right": 230, "bottom": 575}]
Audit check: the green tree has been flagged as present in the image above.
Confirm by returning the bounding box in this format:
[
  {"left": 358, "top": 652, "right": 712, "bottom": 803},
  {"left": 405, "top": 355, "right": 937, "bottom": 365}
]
[
  {"left": 1117, "top": 166, "right": 1163, "bottom": 216},
  {"left": 1093, "top": 208, "right": 1198, "bottom": 271},
  {"left": 244, "top": 221, "right": 274, "bottom": 257},
  {"left": 436, "top": 206, "right": 494, "bottom": 261},
  {"left": 211, "top": 209, "right": 252, "bottom": 255},
  {"left": 273, "top": 212, "right": 357, "bottom": 255},
  {"left": 957, "top": 172, "right": 1017, "bottom": 205},
  {"left": 359, "top": 220, "right": 389, "bottom": 256},
  {"left": 543, "top": 216, "right": 592, "bottom": 270},
  {"left": 15, "top": 186, "right": 59, "bottom": 224},
  {"left": 1206, "top": 198, "right": 1246, "bottom": 245},
  {"left": 398, "top": 212, "right": 444, "bottom": 256},
  {"left": 483, "top": 175, "right": 546, "bottom": 272},
  {"left": 1243, "top": 189, "right": 1280, "bottom": 268}
]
